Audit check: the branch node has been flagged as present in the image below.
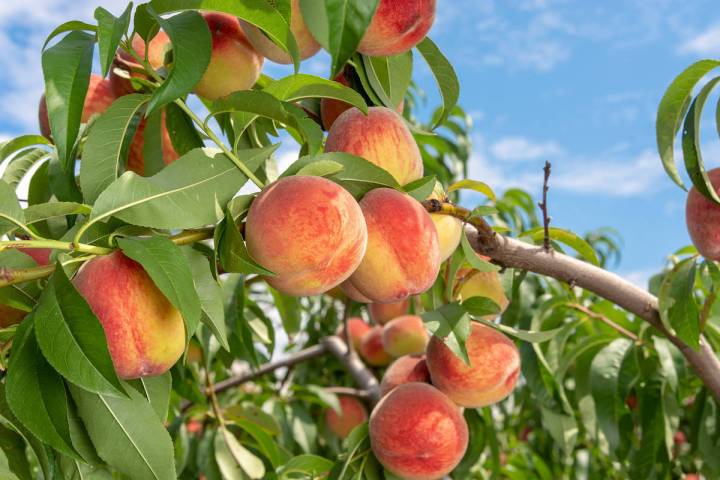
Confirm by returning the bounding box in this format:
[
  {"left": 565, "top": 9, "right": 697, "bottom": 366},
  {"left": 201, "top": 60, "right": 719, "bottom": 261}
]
[{"left": 539, "top": 161, "right": 553, "bottom": 253}]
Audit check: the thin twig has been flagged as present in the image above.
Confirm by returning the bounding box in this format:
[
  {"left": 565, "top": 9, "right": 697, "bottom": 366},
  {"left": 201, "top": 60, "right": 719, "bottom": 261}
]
[
  {"left": 567, "top": 303, "right": 641, "bottom": 343},
  {"left": 342, "top": 296, "right": 353, "bottom": 356},
  {"left": 538, "top": 161, "right": 552, "bottom": 252}
]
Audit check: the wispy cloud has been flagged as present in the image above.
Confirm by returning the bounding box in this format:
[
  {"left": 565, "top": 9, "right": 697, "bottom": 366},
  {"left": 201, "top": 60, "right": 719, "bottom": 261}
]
[
  {"left": 490, "top": 136, "right": 563, "bottom": 161},
  {"left": 678, "top": 24, "right": 720, "bottom": 55}
]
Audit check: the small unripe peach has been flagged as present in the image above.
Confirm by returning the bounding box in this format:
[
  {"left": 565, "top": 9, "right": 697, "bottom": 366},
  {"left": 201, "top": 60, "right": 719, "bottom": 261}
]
[
  {"left": 325, "top": 395, "right": 368, "bottom": 439},
  {"left": 379, "top": 355, "right": 430, "bottom": 396},
  {"left": 359, "top": 326, "right": 392, "bottom": 366},
  {"left": 358, "top": 0, "right": 436, "bottom": 57},
  {"left": 344, "top": 188, "right": 440, "bottom": 303},
  {"left": 369, "top": 383, "right": 468, "bottom": 480},
  {"left": 336, "top": 317, "right": 372, "bottom": 351},
  {"left": 686, "top": 167, "right": 720, "bottom": 260},
  {"left": 72, "top": 251, "right": 185, "bottom": 379},
  {"left": 325, "top": 107, "right": 423, "bottom": 186},
  {"left": 241, "top": 0, "right": 320, "bottom": 64},
  {"left": 245, "top": 176, "right": 367, "bottom": 297},
  {"left": 194, "top": 12, "right": 264, "bottom": 101},
  {"left": 426, "top": 322, "right": 520, "bottom": 408},
  {"left": 381, "top": 315, "right": 428, "bottom": 357},
  {"left": 367, "top": 299, "right": 409, "bottom": 325}
]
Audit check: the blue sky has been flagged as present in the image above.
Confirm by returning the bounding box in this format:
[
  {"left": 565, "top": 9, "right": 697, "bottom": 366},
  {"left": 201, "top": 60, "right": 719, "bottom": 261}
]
[{"left": 1, "top": 0, "right": 720, "bottom": 286}]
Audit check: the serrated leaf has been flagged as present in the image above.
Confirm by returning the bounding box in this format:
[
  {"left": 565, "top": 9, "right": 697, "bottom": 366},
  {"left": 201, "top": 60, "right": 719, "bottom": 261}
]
[
  {"left": 1, "top": 148, "right": 50, "bottom": 188},
  {"left": 263, "top": 74, "right": 367, "bottom": 113},
  {"left": 117, "top": 237, "right": 201, "bottom": 339},
  {"left": 416, "top": 37, "right": 460, "bottom": 128},
  {"left": 448, "top": 179, "right": 496, "bottom": 201},
  {"left": 422, "top": 302, "right": 472, "bottom": 364},
  {"left": 656, "top": 60, "right": 720, "bottom": 189},
  {"left": 70, "top": 382, "right": 177, "bottom": 480},
  {"left": 145, "top": 9, "right": 212, "bottom": 114},
  {"left": 0, "top": 181, "right": 26, "bottom": 236},
  {"left": 41, "top": 31, "right": 95, "bottom": 168},
  {"left": 95, "top": 4, "right": 133, "bottom": 77},
  {"left": 522, "top": 227, "right": 600, "bottom": 266}
]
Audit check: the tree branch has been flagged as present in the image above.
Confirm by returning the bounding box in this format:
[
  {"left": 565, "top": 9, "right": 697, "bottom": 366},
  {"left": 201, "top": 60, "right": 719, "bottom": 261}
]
[{"left": 538, "top": 161, "right": 552, "bottom": 252}]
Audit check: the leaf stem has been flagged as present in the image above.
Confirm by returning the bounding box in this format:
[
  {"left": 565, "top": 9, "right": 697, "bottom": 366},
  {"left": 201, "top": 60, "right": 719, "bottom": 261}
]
[{"left": 0, "top": 239, "right": 111, "bottom": 256}]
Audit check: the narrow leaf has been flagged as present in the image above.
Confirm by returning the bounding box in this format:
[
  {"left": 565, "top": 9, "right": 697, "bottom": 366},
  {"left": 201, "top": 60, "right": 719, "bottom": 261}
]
[{"left": 416, "top": 37, "right": 460, "bottom": 128}]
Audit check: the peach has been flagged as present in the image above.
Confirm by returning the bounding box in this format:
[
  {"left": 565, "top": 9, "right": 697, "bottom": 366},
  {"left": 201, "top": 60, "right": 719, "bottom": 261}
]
[
  {"left": 428, "top": 185, "right": 462, "bottom": 262},
  {"left": 245, "top": 176, "right": 367, "bottom": 297},
  {"left": 109, "top": 32, "right": 172, "bottom": 96},
  {"left": 379, "top": 355, "right": 430, "bottom": 396},
  {"left": 340, "top": 280, "right": 373, "bottom": 303},
  {"left": 325, "top": 395, "right": 368, "bottom": 439},
  {"left": 455, "top": 264, "right": 509, "bottom": 320},
  {"left": 126, "top": 111, "right": 179, "bottom": 175},
  {"left": 72, "top": 251, "right": 185, "bottom": 379},
  {"left": 426, "top": 322, "right": 520, "bottom": 407},
  {"left": 241, "top": 0, "right": 320, "bottom": 64},
  {"left": 381, "top": 315, "right": 428, "bottom": 357},
  {"left": 39, "top": 74, "right": 116, "bottom": 139},
  {"left": 194, "top": 12, "right": 264, "bottom": 101},
  {"left": 367, "top": 299, "right": 409, "bottom": 325},
  {"left": 686, "top": 167, "right": 720, "bottom": 260},
  {"left": 325, "top": 107, "right": 422, "bottom": 186},
  {"left": 358, "top": 0, "right": 436, "bottom": 57},
  {"left": 0, "top": 305, "right": 26, "bottom": 329},
  {"left": 336, "top": 317, "right": 372, "bottom": 351},
  {"left": 369, "top": 383, "right": 468, "bottom": 480},
  {"left": 17, "top": 248, "right": 51, "bottom": 266},
  {"left": 344, "top": 188, "right": 440, "bottom": 303},
  {"left": 359, "top": 326, "right": 392, "bottom": 366}
]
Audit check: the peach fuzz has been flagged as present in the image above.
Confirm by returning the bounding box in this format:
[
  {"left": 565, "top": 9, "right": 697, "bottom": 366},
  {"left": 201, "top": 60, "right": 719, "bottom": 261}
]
[
  {"left": 325, "top": 395, "right": 368, "bottom": 439},
  {"left": 367, "top": 299, "right": 409, "bottom": 325},
  {"left": 379, "top": 355, "right": 430, "bottom": 396},
  {"left": 126, "top": 111, "right": 179, "bottom": 176},
  {"left": 381, "top": 315, "right": 428, "bottom": 357},
  {"left": 194, "top": 12, "right": 264, "bottom": 101},
  {"left": 241, "top": 0, "right": 320, "bottom": 64},
  {"left": 109, "top": 32, "right": 171, "bottom": 96},
  {"left": 359, "top": 326, "right": 393, "bottom": 367},
  {"left": 358, "top": 0, "right": 436, "bottom": 57},
  {"left": 686, "top": 167, "right": 720, "bottom": 261},
  {"left": 39, "top": 74, "right": 116, "bottom": 140},
  {"left": 369, "top": 383, "right": 468, "bottom": 480},
  {"left": 336, "top": 317, "right": 372, "bottom": 351},
  {"left": 325, "top": 107, "right": 423, "bottom": 186},
  {"left": 72, "top": 251, "right": 185, "bottom": 379},
  {"left": 245, "top": 176, "right": 367, "bottom": 297},
  {"left": 344, "top": 188, "right": 440, "bottom": 303},
  {"left": 426, "top": 322, "right": 520, "bottom": 408},
  {"left": 455, "top": 265, "right": 509, "bottom": 320}
]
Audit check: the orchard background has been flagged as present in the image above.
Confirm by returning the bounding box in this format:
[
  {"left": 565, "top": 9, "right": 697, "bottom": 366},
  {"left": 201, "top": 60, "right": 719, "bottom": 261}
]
[{"left": 0, "top": 1, "right": 720, "bottom": 479}]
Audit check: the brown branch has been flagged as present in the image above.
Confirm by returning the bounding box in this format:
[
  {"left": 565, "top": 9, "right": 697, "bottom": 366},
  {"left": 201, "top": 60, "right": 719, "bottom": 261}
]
[
  {"left": 538, "top": 161, "right": 552, "bottom": 252},
  {"left": 321, "top": 336, "right": 381, "bottom": 405}
]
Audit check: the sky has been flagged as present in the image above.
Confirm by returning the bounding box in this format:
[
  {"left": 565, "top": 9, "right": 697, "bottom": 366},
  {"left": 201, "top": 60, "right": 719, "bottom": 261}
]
[{"left": 1, "top": 0, "right": 720, "bottom": 288}]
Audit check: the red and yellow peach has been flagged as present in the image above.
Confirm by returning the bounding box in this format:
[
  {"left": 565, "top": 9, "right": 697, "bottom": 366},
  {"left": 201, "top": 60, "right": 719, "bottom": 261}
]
[
  {"left": 686, "top": 167, "right": 720, "bottom": 260},
  {"left": 359, "top": 326, "right": 393, "bottom": 367},
  {"left": 358, "top": 0, "right": 436, "bottom": 57},
  {"left": 381, "top": 315, "right": 428, "bottom": 357},
  {"left": 379, "top": 355, "right": 430, "bottom": 396},
  {"left": 367, "top": 299, "right": 409, "bottom": 325},
  {"left": 325, "top": 395, "right": 368, "bottom": 439}
]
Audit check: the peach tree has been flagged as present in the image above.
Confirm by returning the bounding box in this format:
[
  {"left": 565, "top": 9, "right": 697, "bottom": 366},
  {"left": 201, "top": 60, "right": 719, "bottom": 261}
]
[{"left": 0, "top": 1, "right": 719, "bottom": 479}]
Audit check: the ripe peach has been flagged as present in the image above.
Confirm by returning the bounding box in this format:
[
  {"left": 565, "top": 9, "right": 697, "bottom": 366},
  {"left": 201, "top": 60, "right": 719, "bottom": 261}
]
[
  {"left": 367, "top": 299, "right": 409, "bottom": 325},
  {"left": 241, "top": 0, "right": 320, "bottom": 64},
  {"left": 72, "top": 251, "right": 185, "bottom": 379},
  {"left": 126, "top": 111, "right": 180, "bottom": 175},
  {"left": 381, "top": 315, "right": 428, "bottom": 357},
  {"left": 194, "top": 12, "right": 264, "bottom": 101},
  {"left": 325, "top": 107, "right": 422, "bottom": 186},
  {"left": 379, "top": 355, "right": 430, "bottom": 396},
  {"left": 369, "top": 383, "right": 468, "bottom": 480},
  {"left": 245, "top": 176, "right": 367, "bottom": 297},
  {"left": 358, "top": 0, "right": 436, "bottom": 57},
  {"left": 426, "top": 322, "right": 520, "bottom": 407},
  {"left": 109, "top": 32, "right": 172, "bottom": 96},
  {"left": 428, "top": 185, "right": 462, "bottom": 262},
  {"left": 686, "top": 167, "right": 720, "bottom": 260},
  {"left": 39, "top": 74, "right": 116, "bottom": 139},
  {"left": 340, "top": 280, "right": 373, "bottom": 303},
  {"left": 336, "top": 317, "right": 372, "bottom": 351},
  {"left": 17, "top": 248, "right": 51, "bottom": 266},
  {"left": 344, "top": 188, "right": 440, "bottom": 303},
  {"left": 325, "top": 395, "right": 368, "bottom": 439},
  {"left": 359, "top": 326, "right": 392, "bottom": 366},
  {"left": 455, "top": 265, "right": 509, "bottom": 320}
]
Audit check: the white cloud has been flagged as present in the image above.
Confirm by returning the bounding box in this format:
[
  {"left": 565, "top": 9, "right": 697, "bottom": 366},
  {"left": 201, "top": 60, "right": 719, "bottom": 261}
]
[
  {"left": 678, "top": 24, "right": 720, "bottom": 55},
  {"left": 618, "top": 268, "right": 658, "bottom": 289},
  {"left": 490, "top": 136, "right": 563, "bottom": 161}
]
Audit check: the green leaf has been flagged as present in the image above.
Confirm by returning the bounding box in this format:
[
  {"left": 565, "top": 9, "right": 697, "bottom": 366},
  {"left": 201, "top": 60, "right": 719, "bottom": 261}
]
[
  {"left": 629, "top": 376, "right": 666, "bottom": 478},
  {"left": 362, "top": 51, "right": 413, "bottom": 108},
  {"left": 165, "top": 103, "right": 204, "bottom": 156},
  {"left": 117, "top": 237, "right": 201, "bottom": 339},
  {"left": 658, "top": 258, "right": 700, "bottom": 349},
  {"left": 1, "top": 148, "right": 50, "bottom": 188},
  {"left": 278, "top": 454, "right": 333, "bottom": 479},
  {"left": 183, "top": 248, "right": 229, "bottom": 350},
  {"left": 416, "top": 37, "right": 460, "bottom": 128},
  {"left": 142, "top": 109, "right": 167, "bottom": 176},
  {"left": 151, "top": 0, "right": 300, "bottom": 69},
  {"left": 681, "top": 76, "right": 720, "bottom": 204},
  {"left": 24, "top": 202, "right": 91, "bottom": 225},
  {"left": 590, "top": 338, "right": 633, "bottom": 453},
  {"left": 403, "top": 175, "right": 437, "bottom": 202},
  {"left": 540, "top": 407, "right": 578, "bottom": 454},
  {"left": 451, "top": 409, "right": 485, "bottom": 479},
  {"left": 0, "top": 135, "right": 50, "bottom": 164},
  {"left": 230, "top": 418, "right": 291, "bottom": 468},
  {"left": 80, "top": 94, "right": 150, "bottom": 203},
  {"left": 145, "top": 9, "right": 212, "bottom": 114},
  {"left": 299, "top": 0, "right": 379, "bottom": 77},
  {"left": 216, "top": 212, "right": 275, "bottom": 276},
  {"left": 448, "top": 179, "right": 496, "bottom": 201},
  {"left": 41, "top": 31, "right": 95, "bottom": 168},
  {"left": 214, "top": 427, "right": 265, "bottom": 479},
  {"left": 42, "top": 21, "right": 97, "bottom": 50},
  {"left": 421, "top": 302, "right": 472, "bottom": 364},
  {"left": 85, "top": 146, "right": 274, "bottom": 233},
  {"left": 296, "top": 160, "right": 344, "bottom": 177},
  {"left": 95, "top": 4, "right": 133, "bottom": 77},
  {"left": 0, "top": 181, "right": 26, "bottom": 236},
  {"left": 128, "top": 372, "right": 172, "bottom": 421},
  {"left": 269, "top": 287, "right": 302, "bottom": 336},
  {"left": 460, "top": 230, "right": 501, "bottom": 272},
  {"left": 474, "top": 317, "right": 563, "bottom": 343},
  {"left": 0, "top": 424, "right": 32, "bottom": 480},
  {"left": 656, "top": 60, "right": 720, "bottom": 189},
  {"left": 263, "top": 74, "right": 367, "bottom": 113},
  {"left": 6, "top": 317, "right": 80, "bottom": 459},
  {"left": 522, "top": 227, "right": 601, "bottom": 266},
  {"left": 70, "top": 382, "right": 177, "bottom": 480}
]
